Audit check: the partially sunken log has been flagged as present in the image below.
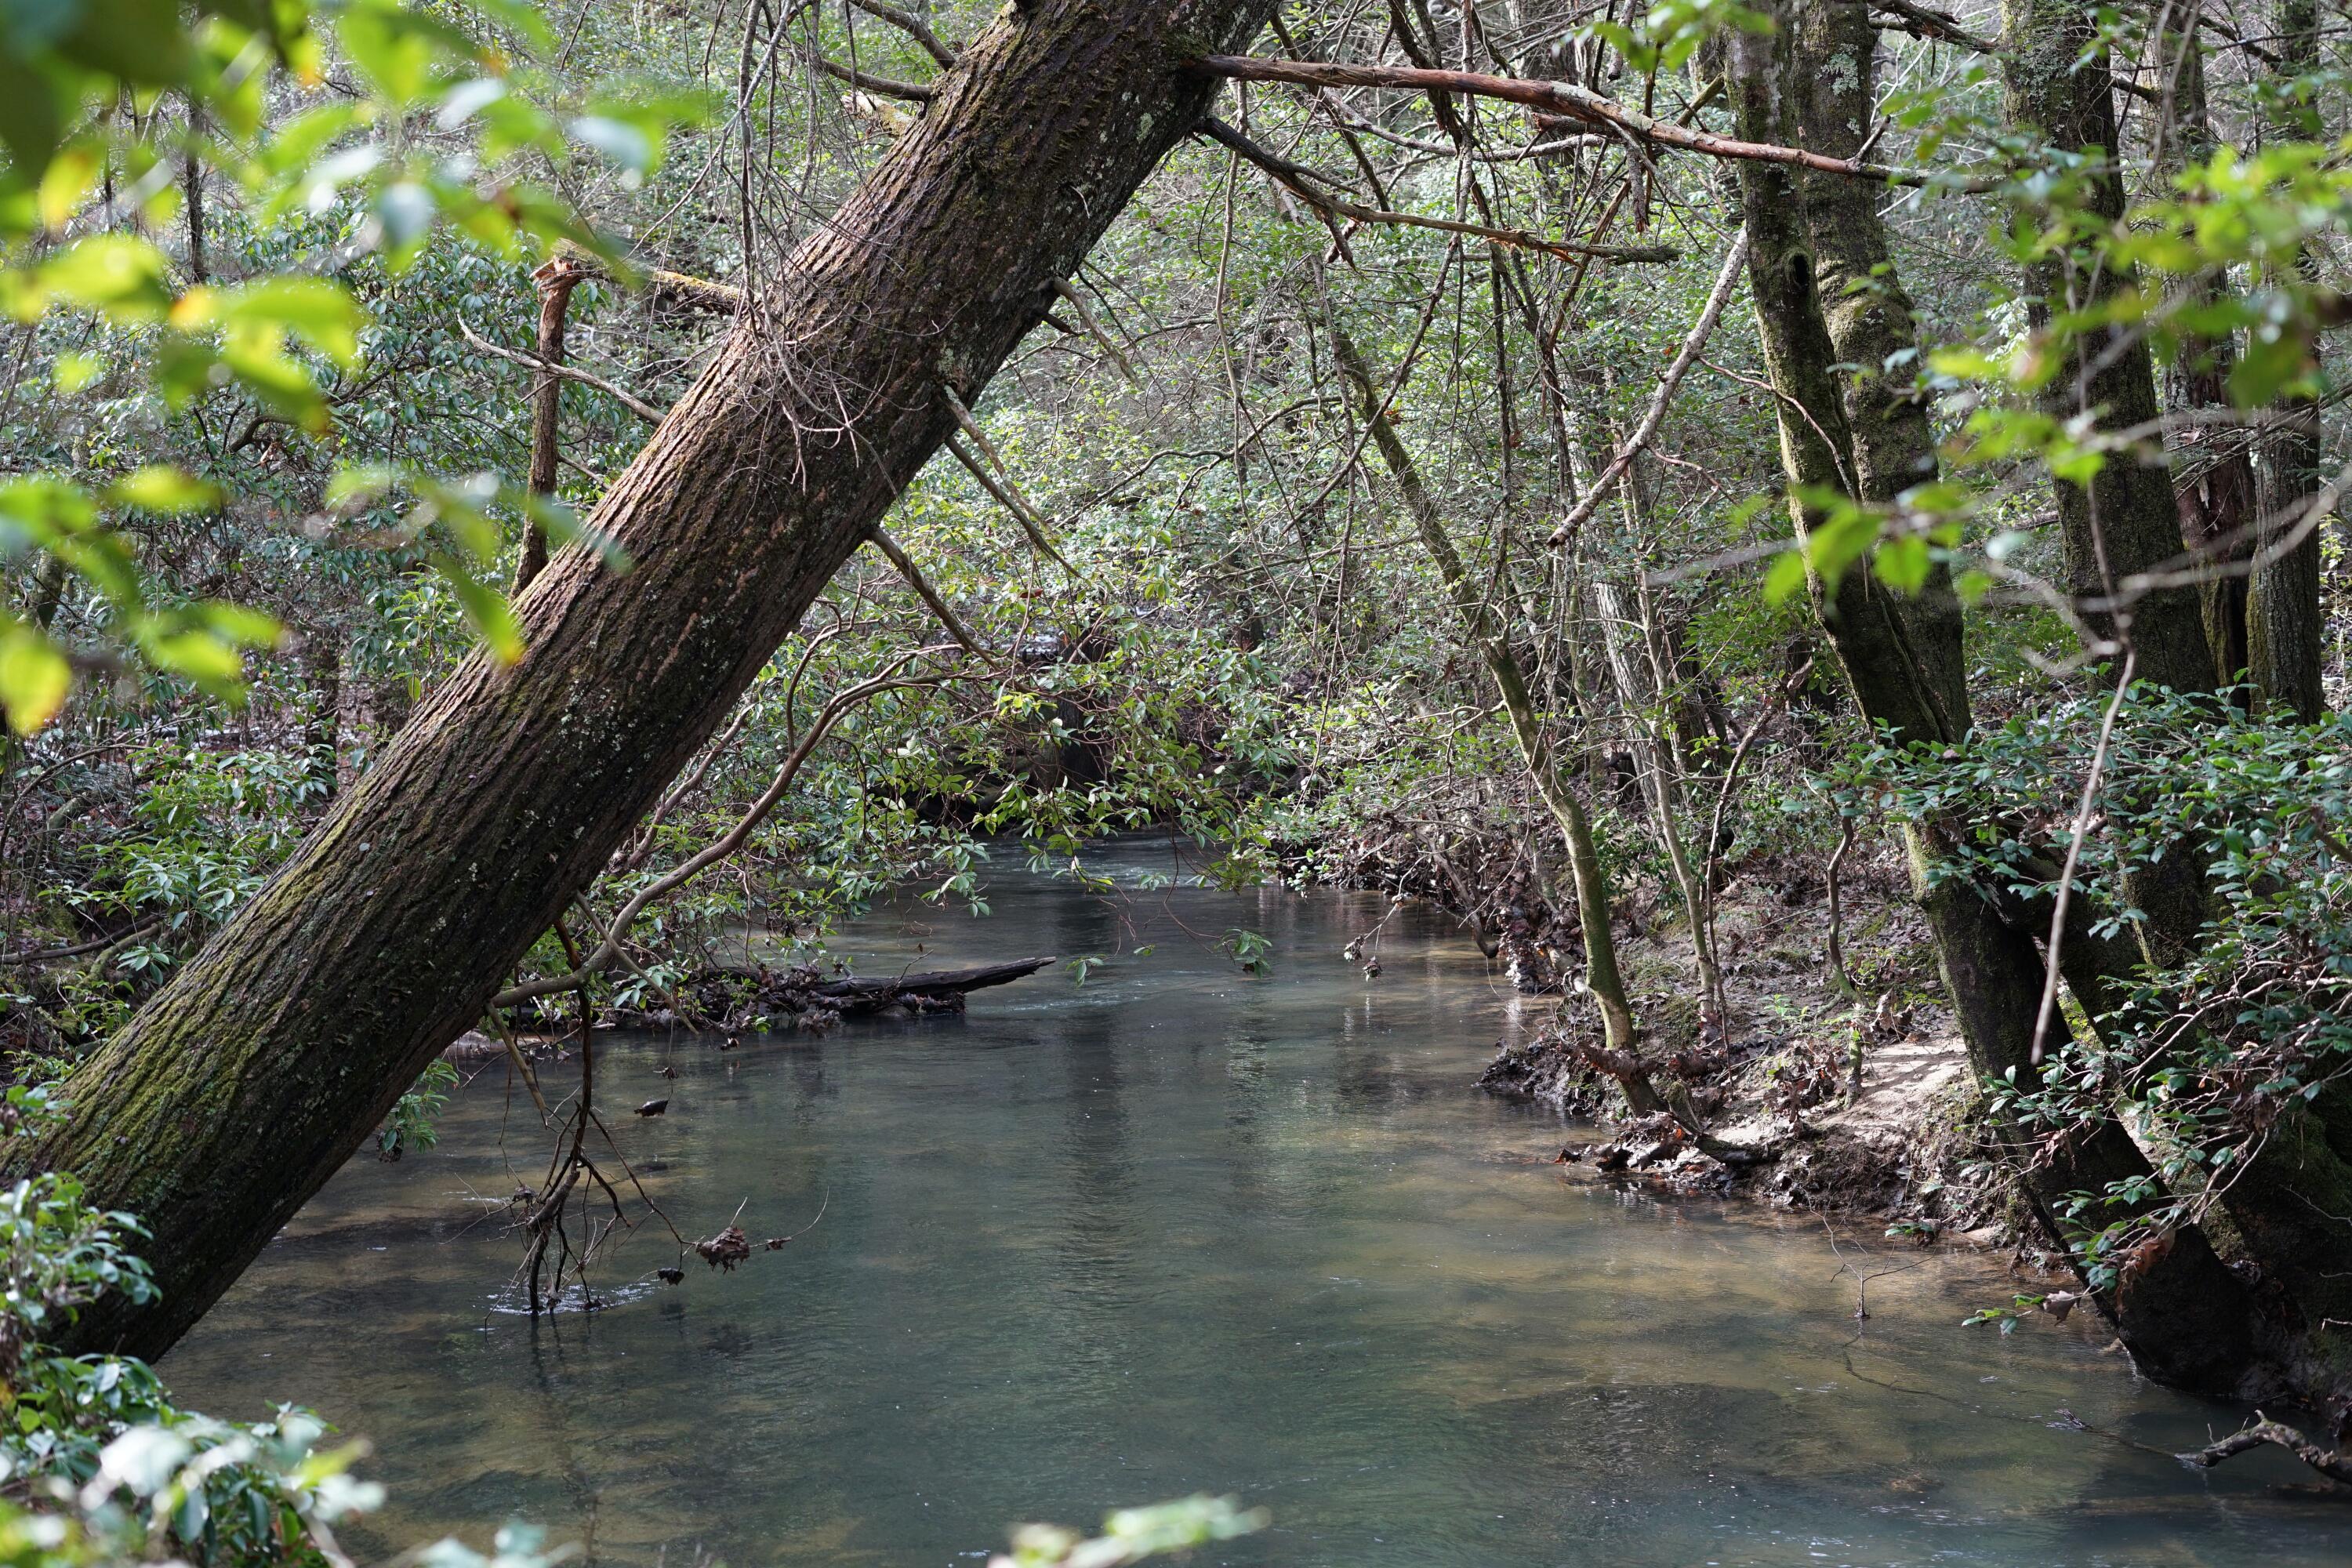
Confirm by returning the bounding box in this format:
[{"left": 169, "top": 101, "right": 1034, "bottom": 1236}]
[
  {"left": 622, "top": 956, "right": 1056, "bottom": 1032},
  {"left": 802, "top": 956, "right": 1054, "bottom": 1011}
]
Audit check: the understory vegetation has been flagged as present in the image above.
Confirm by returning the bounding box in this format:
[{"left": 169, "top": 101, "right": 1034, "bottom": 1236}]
[{"left": 4, "top": 0, "right": 2352, "bottom": 1552}]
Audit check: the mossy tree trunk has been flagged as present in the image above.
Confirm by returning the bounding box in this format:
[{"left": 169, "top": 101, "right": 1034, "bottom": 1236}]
[
  {"left": 9, "top": 0, "right": 1280, "bottom": 1361},
  {"left": 1734, "top": 3, "right": 2259, "bottom": 1395},
  {"left": 2249, "top": 0, "right": 2328, "bottom": 722},
  {"left": 1328, "top": 322, "right": 1661, "bottom": 1113},
  {"left": 1998, "top": 0, "right": 2217, "bottom": 701}
]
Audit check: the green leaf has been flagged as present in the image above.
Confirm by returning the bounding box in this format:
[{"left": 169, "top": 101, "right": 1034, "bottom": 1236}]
[
  {"left": 109, "top": 465, "right": 220, "bottom": 514},
  {"left": 568, "top": 114, "right": 650, "bottom": 172},
  {"left": 336, "top": 2, "right": 437, "bottom": 102},
  {"left": 2227, "top": 327, "right": 2311, "bottom": 408},
  {"left": 141, "top": 625, "right": 247, "bottom": 693},
  {"left": 0, "top": 622, "right": 72, "bottom": 735},
  {"left": 52, "top": 350, "right": 103, "bottom": 393},
  {"left": 56, "top": 0, "right": 191, "bottom": 85},
  {"left": 35, "top": 234, "right": 175, "bottom": 321},
  {"left": 1762, "top": 546, "right": 1810, "bottom": 605},
  {"left": 194, "top": 601, "right": 282, "bottom": 648},
  {"left": 35, "top": 143, "right": 98, "bottom": 230},
  {"left": 436, "top": 557, "right": 522, "bottom": 664},
  {"left": 0, "top": 48, "right": 67, "bottom": 180},
  {"left": 218, "top": 275, "right": 368, "bottom": 368},
  {"left": 1872, "top": 533, "right": 1932, "bottom": 595}
]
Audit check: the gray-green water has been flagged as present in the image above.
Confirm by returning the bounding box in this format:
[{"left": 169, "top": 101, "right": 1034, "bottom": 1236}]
[{"left": 165, "top": 844, "right": 2352, "bottom": 1566}]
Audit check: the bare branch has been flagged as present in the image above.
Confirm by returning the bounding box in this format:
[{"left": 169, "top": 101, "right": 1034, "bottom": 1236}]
[
  {"left": 1199, "top": 115, "right": 1678, "bottom": 263},
  {"left": 1548, "top": 227, "right": 1751, "bottom": 547},
  {"left": 815, "top": 54, "right": 935, "bottom": 102},
  {"left": 848, "top": 0, "right": 958, "bottom": 67},
  {"left": 459, "top": 319, "right": 667, "bottom": 423},
  {"left": 1195, "top": 55, "right": 1992, "bottom": 191}
]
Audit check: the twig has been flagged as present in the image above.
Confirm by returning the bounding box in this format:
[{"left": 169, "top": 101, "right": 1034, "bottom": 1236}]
[
  {"left": 0, "top": 916, "right": 162, "bottom": 967},
  {"left": 1200, "top": 115, "right": 1679, "bottom": 263},
  {"left": 459, "top": 319, "right": 667, "bottom": 423},
  {"left": 1549, "top": 227, "right": 1751, "bottom": 546},
  {"left": 2029, "top": 648, "right": 2136, "bottom": 1066}
]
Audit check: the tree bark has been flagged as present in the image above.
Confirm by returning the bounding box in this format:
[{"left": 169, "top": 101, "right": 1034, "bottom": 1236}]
[
  {"left": 1998, "top": 0, "right": 2218, "bottom": 699},
  {"left": 1327, "top": 321, "right": 1660, "bottom": 1114},
  {"left": 2249, "top": 0, "right": 2328, "bottom": 722},
  {"left": 1734, "top": 5, "right": 2259, "bottom": 1395},
  {"left": 513, "top": 257, "right": 590, "bottom": 594},
  {"left": 11, "top": 0, "right": 1281, "bottom": 1361},
  {"left": 2153, "top": 7, "right": 2257, "bottom": 694}
]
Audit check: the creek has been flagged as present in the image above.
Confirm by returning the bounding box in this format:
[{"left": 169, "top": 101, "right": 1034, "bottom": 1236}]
[{"left": 165, "top": 840, "right": 2352, "bottom": 1566}]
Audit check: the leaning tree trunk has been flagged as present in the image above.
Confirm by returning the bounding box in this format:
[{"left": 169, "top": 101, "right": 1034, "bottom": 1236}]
[
  {"left": 10, "top": 0, "right": 1279, "bottom": 1361},
  {"left": 1735, "top": 5, "right": 2259, "bottom": 1396},
  {"left": 1327, "top": 321, "right": 1664, "bottom": 1118}
]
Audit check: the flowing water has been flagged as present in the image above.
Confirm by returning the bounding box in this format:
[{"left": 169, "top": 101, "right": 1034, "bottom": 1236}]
[{"left": 165, "top": 842, "right": 2352, "bottom": 1566}]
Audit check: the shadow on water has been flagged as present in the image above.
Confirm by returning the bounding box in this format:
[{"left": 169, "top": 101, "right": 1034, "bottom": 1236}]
[{"left": 165, "top": 840, "right": 2352, "bottom": 1566}]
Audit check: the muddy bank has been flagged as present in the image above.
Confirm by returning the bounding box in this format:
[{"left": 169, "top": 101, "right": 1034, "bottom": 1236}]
[
  {"left": 1300, "top": 811, "right": 2038, "bottom": 1247},
  {"left": 1467, "top": 871, "right": 2054, "bottom": 1257}
]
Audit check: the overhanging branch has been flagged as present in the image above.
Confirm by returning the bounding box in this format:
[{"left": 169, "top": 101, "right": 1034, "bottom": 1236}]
[{"left": 1194, "top": 55, "right": 1991, "bottom": 191}]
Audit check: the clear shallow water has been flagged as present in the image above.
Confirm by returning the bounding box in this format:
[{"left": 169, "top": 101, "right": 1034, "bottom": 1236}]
[{"left": 166, "top": 842, "right": 2352, "bottom": 1566}]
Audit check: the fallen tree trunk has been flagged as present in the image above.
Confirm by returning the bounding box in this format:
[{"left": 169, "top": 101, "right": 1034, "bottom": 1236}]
[
  {"left": 9, "top": 0, "right": 1279, "bottom": 1361},
  {"left": 803, "top": 956, "right": 1053, "bottom": 1009},
  {"left": 617, "top": 956, "right": 1057, "bottom": 1029}
]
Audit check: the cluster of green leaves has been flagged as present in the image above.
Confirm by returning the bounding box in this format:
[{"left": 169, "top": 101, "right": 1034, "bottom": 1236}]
[
  {"left": 0, "top": 0, "right": 702, "bottom": 733},
  {"left": 1856, "top": 685, "right": 2352, "bottom": 1282},
  {"left": 987, "top": 1494, "right": 1265, "bottom": 1568},
  {"left": 1763, "top": 114, "right": 2352, "bottom": 615}
]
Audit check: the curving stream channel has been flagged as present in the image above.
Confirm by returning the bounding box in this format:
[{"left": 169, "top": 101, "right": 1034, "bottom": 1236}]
[{"left": 165, "top": 842, "right": 2352, "bottom": 1566}]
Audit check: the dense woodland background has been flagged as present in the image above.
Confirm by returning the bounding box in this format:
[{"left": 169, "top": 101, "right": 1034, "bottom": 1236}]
[{"left": 2, "top": 0, "right": 2352, "bottom": 1556}]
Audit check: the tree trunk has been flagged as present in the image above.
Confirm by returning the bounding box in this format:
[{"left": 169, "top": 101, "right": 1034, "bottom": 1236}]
[
  {"left": 1998, "top": 0, "right": 2217, "bottom": 699},
  {"left": 1327, "top": 321, "right": 1661, "bottom": 1114},
  {"left": 2152, "top": 7, "right": 2257, "bottom": 695},
  {"left": 302, "top": 635, "right": 339, "bottom": 804},
  {"left": 1734, "top": 5, "right": 2259, "bottom": 1395},
  {"left": 2249, "top": 0, "right": 2328, "bottom": 722},
  {"left": 10, "top": 0, "right": 1280, "bottom": 1361},
  {"left": 512, "top": 259, "right": 590, "bottom": 594}
]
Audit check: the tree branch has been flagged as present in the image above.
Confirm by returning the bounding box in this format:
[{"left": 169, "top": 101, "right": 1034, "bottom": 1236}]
[
  {"left": 848, "top": 0, "right": 958, "bottom": 68},
  {"left": 1199, "top": 115, "right": 1677, "bottom": 263},
  {"left": 459, "top": 319, "right": 666, "bottom": 423},
  {"left": 1548, "top": 227, "right": 1751, "bottom": 546},
  {"left": 866, "top": 524, "right": 984, "bottom": 654},
  {"left": 815, "top": 55, "right": 936, "bottom": 103},
  {"left": 2180, "top": 1417, "right": 2352, "bottom": 1483},
  {"left": 1195, "top": 55, "right": 1986, "bottom": 190}
]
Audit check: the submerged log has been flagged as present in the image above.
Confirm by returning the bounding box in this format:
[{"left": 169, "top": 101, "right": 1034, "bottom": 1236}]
[
  {"left": 800, "top": 955, "right": 1054, "bottom": 1012},
  {"left": 613, "top": 955, "right": 1056, "bottom": 1031}
]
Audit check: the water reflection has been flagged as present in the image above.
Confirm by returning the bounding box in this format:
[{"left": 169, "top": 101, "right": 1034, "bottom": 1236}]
[{"left": 165, "top": 844, "right": 2351, "bottom": 1566}]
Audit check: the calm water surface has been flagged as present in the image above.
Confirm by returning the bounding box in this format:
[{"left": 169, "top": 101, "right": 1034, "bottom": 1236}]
[{"left": 165, "top": 843, "right": 2352, "bottom": 1566}]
